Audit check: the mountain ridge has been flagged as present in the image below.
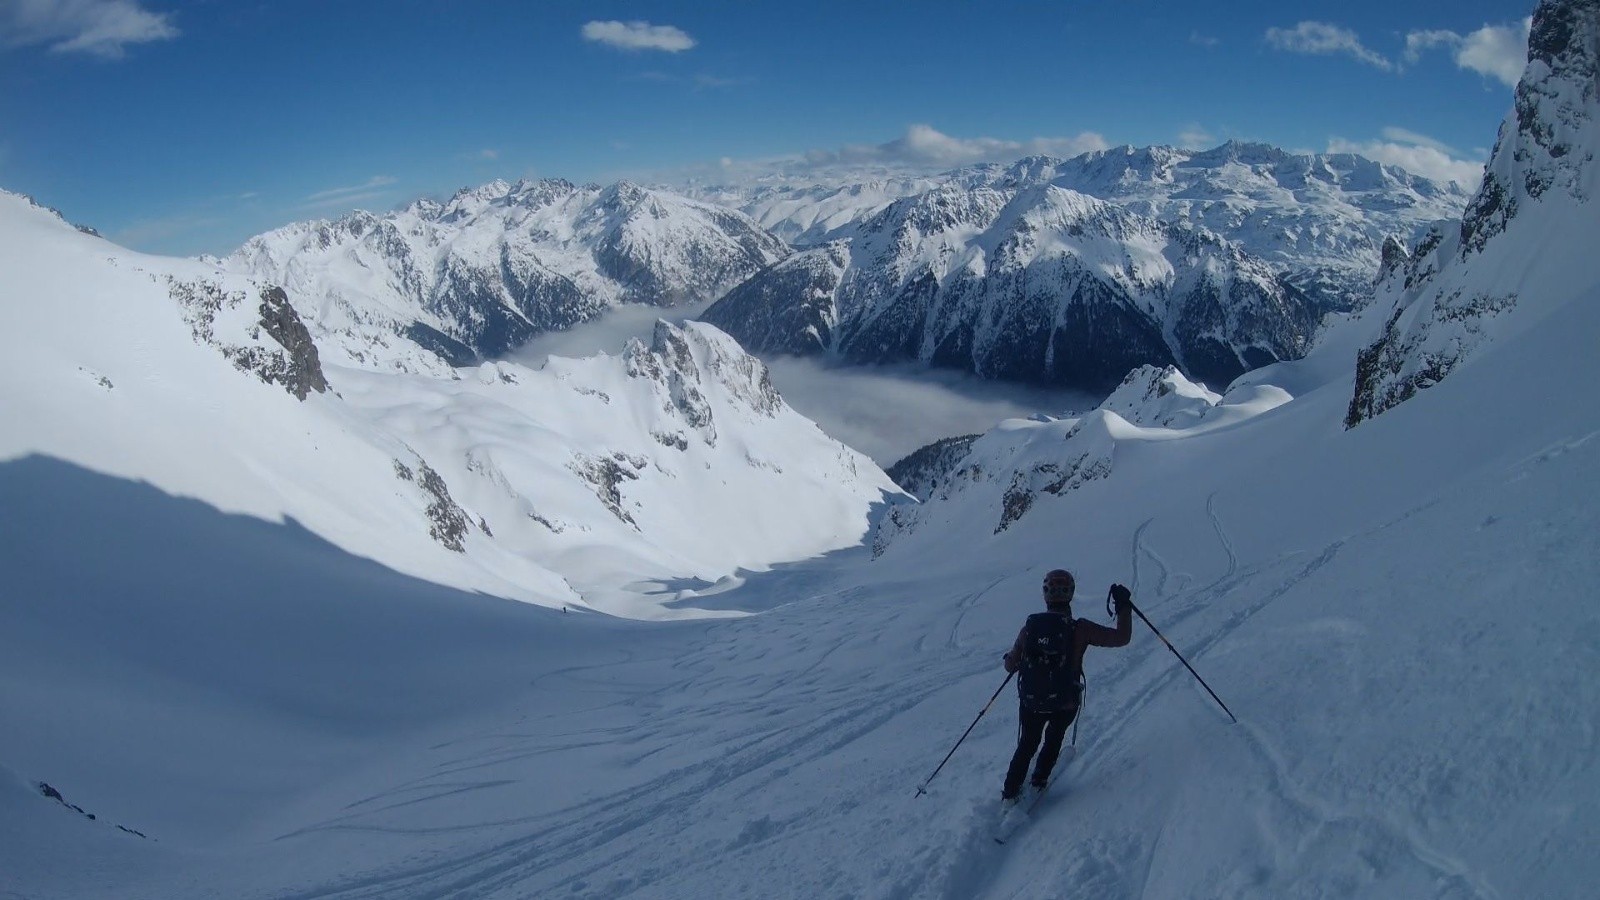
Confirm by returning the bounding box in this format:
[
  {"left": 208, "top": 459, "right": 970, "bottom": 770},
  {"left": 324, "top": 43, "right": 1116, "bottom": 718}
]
[{"left": 228, "top": 177, "right": 790, "bottom": 370}]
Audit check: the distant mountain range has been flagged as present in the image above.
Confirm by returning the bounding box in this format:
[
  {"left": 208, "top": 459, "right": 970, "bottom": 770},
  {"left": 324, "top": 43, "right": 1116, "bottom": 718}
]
[
  {"left": 223, "top": 142, "right": 1472, "bottom": 392},
  {"left": 700, "top": 182, "right": 1322, "bottom": 391},
  {"left": 679, "top": 142, "right": 1473, "bottom": 314}
]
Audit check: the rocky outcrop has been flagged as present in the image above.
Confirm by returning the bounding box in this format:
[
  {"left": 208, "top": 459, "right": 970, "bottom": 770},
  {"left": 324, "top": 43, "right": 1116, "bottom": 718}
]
[
  {"left": 395, "top": 459, "right": 474, "bottom": 551},
  {"left": 623, "top": 320, "right": 783, "bottom": 449},
  {"left": 569, "top": 453, "right": 644, "bottom": 527},
  {"left": 255, "top": 287, "right": 329, "bottom": 400},
  {"left": 169, "top": 280, "right": 329, "bottom": 401},
  {"left": 37, "top": 781, "right": 148, "bottom": 839}
]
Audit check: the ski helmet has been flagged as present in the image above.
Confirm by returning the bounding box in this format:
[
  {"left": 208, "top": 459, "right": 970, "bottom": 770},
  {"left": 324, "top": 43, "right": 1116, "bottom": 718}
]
[{"left": 1042, "top": 569, "right": 1075, "bottom": 604}]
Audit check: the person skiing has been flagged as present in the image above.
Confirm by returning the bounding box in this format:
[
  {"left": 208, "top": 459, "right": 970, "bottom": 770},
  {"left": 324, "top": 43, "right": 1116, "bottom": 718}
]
[{"left": 1000, "top": 569, "right": 1132, "bottom": 802}]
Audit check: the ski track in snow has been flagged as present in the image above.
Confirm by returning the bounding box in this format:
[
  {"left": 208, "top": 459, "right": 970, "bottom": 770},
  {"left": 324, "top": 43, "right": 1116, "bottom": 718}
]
[
  {"left": 1102, "top": 474, "right": 1542, "bottom": 899},
  {"left": 262, "top": 590, "right": 999, "bottom": 899}
]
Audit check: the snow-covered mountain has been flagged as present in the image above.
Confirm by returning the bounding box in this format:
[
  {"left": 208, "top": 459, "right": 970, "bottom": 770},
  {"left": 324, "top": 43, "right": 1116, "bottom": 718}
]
[
  {"left": 702, "top": 183, "right": 1319, "bottom": 391},
  {"left": 1347, "top": 0, "right": 1600, "bottom": 425},
  {"left": 680, "top": 142, "right": 1472, "bottom": 313},
  {"left": 228, "top": 178, "right": 790, "bottom": 368},
  {"left": 0, "top": 188, "right": 892, "bottom": 618}
]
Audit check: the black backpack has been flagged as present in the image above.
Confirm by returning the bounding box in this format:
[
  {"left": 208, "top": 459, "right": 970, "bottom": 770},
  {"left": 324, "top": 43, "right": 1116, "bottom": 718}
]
[{"left": 1017, "top": 612, "right": 1082, "bottom": 712}]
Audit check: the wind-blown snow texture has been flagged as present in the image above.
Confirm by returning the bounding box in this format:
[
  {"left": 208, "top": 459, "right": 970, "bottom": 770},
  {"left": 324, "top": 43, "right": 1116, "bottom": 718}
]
[
  {"left": 2, "top": 3, "right": 1598, "bottom": 897},
  {"left": 229, "top": 178, "right": 789, "bottom": 367}
]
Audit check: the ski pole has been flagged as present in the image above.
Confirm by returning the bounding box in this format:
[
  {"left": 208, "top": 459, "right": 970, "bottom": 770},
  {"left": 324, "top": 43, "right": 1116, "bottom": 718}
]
[
  {"left": 1128, "top": 600, "right": 1238, "bottom": 724},
  {"left": 915, "top": 672, "right": 1013, "bottom": 797}
]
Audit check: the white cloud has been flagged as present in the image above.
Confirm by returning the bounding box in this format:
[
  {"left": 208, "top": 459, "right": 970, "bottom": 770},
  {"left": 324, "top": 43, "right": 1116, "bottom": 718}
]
[
  {"left": 1405, "top": 19, "right": 1530, "bottom": 87},
  {"left": 1403, "top": 29, "right": 1458, "bottom": 62},
  {"left": 0, "top": 0, "right": 177, "bottom": 59},
  {"left": 804, "top": 124, "right": 1109, "bottom": 169},
  {"left": 1265, "top": 21, "right": 1393, "bottom": 71},
  {"left": 1189, "top": 31, "right": 1220, "bottom": 49},
  {"left": 1378, "top": 127, "right": 1456, "bottom": 155},
  {"left": 1457, "top": 20, "right": 1531, "bottom": 86},
  {"left": 582, "top": 20, "right": 695, "bottom": 53},
  {"left": 302, "top": 173, "right": 400, "bottom": 206},
  {"left": 1178, "top": 124, "right": 1216, "bottom": 150},
  {"left": 1328, "top": 133, "right": 1485, "bottom": 190}
]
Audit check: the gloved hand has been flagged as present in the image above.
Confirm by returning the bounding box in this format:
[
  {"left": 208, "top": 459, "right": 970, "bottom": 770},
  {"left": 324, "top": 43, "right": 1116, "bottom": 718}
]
[{"left": 1110, "top": 583, "right": 1132, "bottom": 610}]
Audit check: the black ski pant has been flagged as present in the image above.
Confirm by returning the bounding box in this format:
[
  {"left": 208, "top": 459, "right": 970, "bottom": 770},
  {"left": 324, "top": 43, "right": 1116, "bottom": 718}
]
[{"left": 1003, "top": 704, "right": 1077, "bottom": 797}]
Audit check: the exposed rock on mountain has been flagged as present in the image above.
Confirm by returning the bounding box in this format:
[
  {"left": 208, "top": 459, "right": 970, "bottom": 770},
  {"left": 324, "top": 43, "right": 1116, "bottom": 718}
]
[
  {"left": 229, "top": 179, "right": 789, "bottom": 370},
  {"left": 1348, "top": 0, "right": 1598, "bottom": 426},
  {"left": 168, "top": 280, "right": 328, "bottom": 400},
  {"left": 703, "top": 184, "right": 1318, "bottom": 392}
]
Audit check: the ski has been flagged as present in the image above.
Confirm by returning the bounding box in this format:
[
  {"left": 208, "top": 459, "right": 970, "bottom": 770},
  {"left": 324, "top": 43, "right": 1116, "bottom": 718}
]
[
  {"left": 994, "top": 746, "right": 1073, "bottom": 845},
  {"left": 993, "top": 782, "right": 1051, "bottom": 844},
  {"left": 992, "top": 798, "right": 1024, "bottom": 844}
]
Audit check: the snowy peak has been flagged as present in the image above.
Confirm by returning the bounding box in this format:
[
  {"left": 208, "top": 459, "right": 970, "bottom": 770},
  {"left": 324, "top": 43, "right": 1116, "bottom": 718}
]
[
  {"left": 1461, "top": 0, "right": 1599, "bottom": 255},
  {"left": 227, "top": 179, "right": 790, "bottom": 371},
  {"left": 1349, "top": 0, "right": 1599, "bottom": 426},
  {"left": 1098, "top": 364, "right": 1222, "bottom": 429},
  {"left": 622, "top": 320, "right": 783, "bottom": 448}
]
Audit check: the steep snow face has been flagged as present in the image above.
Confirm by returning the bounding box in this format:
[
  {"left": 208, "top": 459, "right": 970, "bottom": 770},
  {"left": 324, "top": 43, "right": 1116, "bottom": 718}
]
[
  {"left": 703, "top": 184, "right": 1318, "bottom": 392},
  {"left": 228, "top": 179, "right": 790, "bottom": 370},
  {"left": 0, "top": 190, "right": 894, "bottom": 618},
  {"left": 1348, "top": 0, "right": 1600, "bottom": 426},
  {"left": 681, "top": 142, "right": 1470, "bottom": 313}
]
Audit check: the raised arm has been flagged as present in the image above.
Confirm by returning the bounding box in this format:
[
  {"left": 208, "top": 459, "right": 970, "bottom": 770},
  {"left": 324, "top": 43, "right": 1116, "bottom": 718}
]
[{"left": 1076, "top": 584, "right": 1134, "bottom": 648}]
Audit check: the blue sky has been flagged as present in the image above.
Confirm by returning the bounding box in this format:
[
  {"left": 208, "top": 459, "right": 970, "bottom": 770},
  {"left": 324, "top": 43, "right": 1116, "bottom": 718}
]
[{"left": 0, "top": 0, "right": 1535, "bottom": 256}]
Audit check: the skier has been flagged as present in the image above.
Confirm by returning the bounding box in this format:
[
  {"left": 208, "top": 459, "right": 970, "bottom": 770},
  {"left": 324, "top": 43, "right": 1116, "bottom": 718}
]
[{"left": 1000, "top": 569, "right": 1132, "bottom": 802}]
